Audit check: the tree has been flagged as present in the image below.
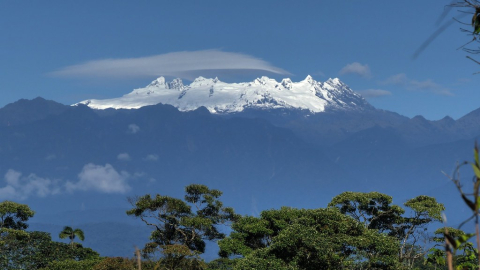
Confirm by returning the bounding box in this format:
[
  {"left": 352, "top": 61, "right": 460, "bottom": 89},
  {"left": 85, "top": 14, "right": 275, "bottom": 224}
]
[
  {"left": 39, "top": 259, "right": 100, "bottom": 270},
  {"left": 218, "top": 207, "right": 400, "bottom": 269},
  {"left": 328, "top": 192, "right": 445, "bottom": 269},
  {"left": 397, "top": 196, "right": 445, "bottom": 268},
  {"left": 0, "top": 201, "right": 37, "bottom": 269},
  {"left": 425, "top": 247, "right": 446, "bottom": 270},
  {"left": 442, "top": 144, "right": 480, "bottom": 269},
  {"left": 415, "top": 1, "right": 480, "bottom": 68},
  {"left": 328, "top": 191, "right": 404, "bottom": 234},
  {"left": 207, "top": 258, "right": 238, "bottom": 270},
  {"left": 426, "top": 227, "right": 478, "bottom": 270},
  {"left": 1, "top": 230, "right": 99, "bottom": 269},
  {"left": 0, "top": 201, "right": 35, "bottom": 230},
  {"left": 126, "top": 184, "right": 236, "bottom": 268},
  {"left": 449, "top": 1, "right": 480, "bottom": 57},
  {"left": 91, "top": 257, "right": 142, "bottom": 270},
  {"left": 59, "top": 226, "right": 85, "bottom": 246}
]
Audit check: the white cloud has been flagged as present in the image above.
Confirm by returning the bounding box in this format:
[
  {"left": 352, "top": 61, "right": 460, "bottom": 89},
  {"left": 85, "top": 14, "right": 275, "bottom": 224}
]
[
  {"left": 0, "top": 185, "right": 16, "bottom": 200},
  {"left": 339, "top": 62, "right": 371, "bottom": 78},
  {"left": 457, "top": 78, "right": 471, "bottom": 83},
  {"left": 132, "top": 172, "right": 145, "bottom": 178},
  {"left": 50, "top": 50, "right": 290, "bottom": 80},
  {"left": 311, "top": 71, "right": 326, "bottom": 77},
  {"left": 0, "top": 170, "right": 61, "bottom": 200},
  {"left": 0, "top": 164, "right": 135, "bottom": 199},
  {"left": 128, "top": 124, "right": 140, "bottom": 134},
  {"left": 144, "top": 154, "right": 159, "bottom": 161},
  {"left": 117, "top": 153, "right": 131, "bottom": 161},
  {"left": 382, "top": 73, "right": 408, "bottom": 85},
  {"left": 382, "top": 73, "right": 453, "bottom": 96},
  {"left": 66, "top": 163, "right": 131, "bottom": 194},
  {"left": 45, "top": 154, "right": 56, "bottom": 160},
  {"left": 356, "top": 89, "right": 392, "bottom": 98}
]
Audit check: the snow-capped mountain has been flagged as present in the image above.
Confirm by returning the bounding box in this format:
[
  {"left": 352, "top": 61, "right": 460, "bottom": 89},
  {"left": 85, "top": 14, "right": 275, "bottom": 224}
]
[{"left": 77, "top": 75, "right": 373, "bottom": 113}]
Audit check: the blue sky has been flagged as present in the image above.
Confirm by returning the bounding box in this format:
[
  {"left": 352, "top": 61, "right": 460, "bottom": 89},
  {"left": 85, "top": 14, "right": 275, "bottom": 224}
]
[{"left": 1, "top": 0, "right": 478, "bottom": 120}]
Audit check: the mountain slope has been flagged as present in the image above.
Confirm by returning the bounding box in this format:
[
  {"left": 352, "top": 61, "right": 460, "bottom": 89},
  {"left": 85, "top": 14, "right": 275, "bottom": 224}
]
[{"left": 1, "top": 97, "right": 480, "bottom": 257}]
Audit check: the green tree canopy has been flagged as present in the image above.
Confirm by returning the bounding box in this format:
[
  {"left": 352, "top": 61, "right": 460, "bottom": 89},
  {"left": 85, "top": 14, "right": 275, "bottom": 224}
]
[
  {"left": 328, "top": 192, "right": 445, "bottom": 268},
  {"left": 0, "top": 201, "right": 35, "bottom": 230},
  {"left": 1, "top": 230, "right": 99, "bottom": 269},
  {"left": 426, "top": 227, "right": 478, "bottom": 270},
  {"left": 126, "top": 184, "right": 237, "bottom": 260},
  {"left": 398, "top": 195, "right": 445, "bottom": 268},
  {"left": 327, "top": 191, "right": 405, "bottom": 233},
  {"left": 219, "top": 207, "right": 400, "bottom": 270}
]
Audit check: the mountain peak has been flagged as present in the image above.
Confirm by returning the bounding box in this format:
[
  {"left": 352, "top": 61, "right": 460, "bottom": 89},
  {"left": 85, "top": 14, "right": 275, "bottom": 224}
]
[
  {"left": 303, "top": 75, "right": 314, "bottom": 83},
  {"left": 147, "top": 77, "right": 167, "bottom": 88},
  {"left": 254, "top": 76, "right": 276, "bottom": 85},
  {"left": 169, "top": 78, "right": 184, "bottom": 89},
  {"left": 0, "top": 97, "right": 68, "bottom": 126},
  {"left": 76, "top": 75, "right": 373, "bottom": 113},
  {"left": 327, "top": 78, "right": 341, "bottom": 85},
  {"left": 190, "top": 76, "right": 220, "bottom": 87},
  {"left": 193, "top": 76, "right": 207, "bottom": 82}
]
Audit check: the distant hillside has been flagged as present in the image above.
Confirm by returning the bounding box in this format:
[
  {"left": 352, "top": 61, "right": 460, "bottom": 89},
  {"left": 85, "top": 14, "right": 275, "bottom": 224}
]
[{"left": 0, "top": 97, "right": 479, "bottom": 257}]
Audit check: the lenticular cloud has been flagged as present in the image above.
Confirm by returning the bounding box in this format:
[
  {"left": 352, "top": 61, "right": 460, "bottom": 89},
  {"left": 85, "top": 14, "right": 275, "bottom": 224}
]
[{"left": 50, "top": 50, "right": 290, "bottom": 79}]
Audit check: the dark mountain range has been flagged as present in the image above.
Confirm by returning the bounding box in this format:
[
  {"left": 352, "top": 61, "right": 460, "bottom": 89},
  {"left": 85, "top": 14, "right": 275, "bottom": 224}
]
[
  {"left": 0, "top": 97, "right": 68, "bottom": 127},
  {"left": 233, "top": 106, "right": 480, "bottom": 147},
  {"left": 0, "top": 97, "right": 478, "bottom": 257}
]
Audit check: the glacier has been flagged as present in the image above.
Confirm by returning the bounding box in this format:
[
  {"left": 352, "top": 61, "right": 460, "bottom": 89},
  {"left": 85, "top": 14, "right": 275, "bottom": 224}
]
[{"left": 76, "top": 75, "right": 371, "bottom": 113}]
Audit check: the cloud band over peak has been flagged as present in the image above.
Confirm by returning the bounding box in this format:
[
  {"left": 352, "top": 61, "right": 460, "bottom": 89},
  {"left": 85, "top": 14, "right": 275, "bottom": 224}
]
[{"left": 50, "top": 50, "right": 290, "bottom": 80}]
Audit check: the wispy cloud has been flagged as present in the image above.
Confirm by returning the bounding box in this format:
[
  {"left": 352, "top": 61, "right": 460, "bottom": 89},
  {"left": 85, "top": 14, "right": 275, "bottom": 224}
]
[
  {"left": 457, "top": 78, "right": 471, "bottom": 84},
  {"left": 381, "top": 73, "right": 453, "bottom": 96},
  {"left": 128, "top": 124, "right": 140, "bottom": 134},
  {"left": 117, "top": 153, "right": 131, "bottom": 161},
  {"left": 382, "top": 73, "right": 408, "bottom": 85},
  {"left": 144, "top": 154, "right": 159, "bottom": 161},
  {"left": 50, "top": 50, "right": 290, "bottom": 80},
  {"left": 45, "top": 154, "right": 57, "bottom": 160},
  {"left": 0, "top": 170, "right": 61, "bottom": 200},
  {"left": 339, "top": 62, "right": 371, "bottom": 78},
  {"left": 66, "top": 163, "right": 131, "bottom": 194},
  {"left": 311, "top": 70, "right": 326, "bottom": 78},
  {"left": 356, "top": 89, "right": 392, "bottom": 98}
]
